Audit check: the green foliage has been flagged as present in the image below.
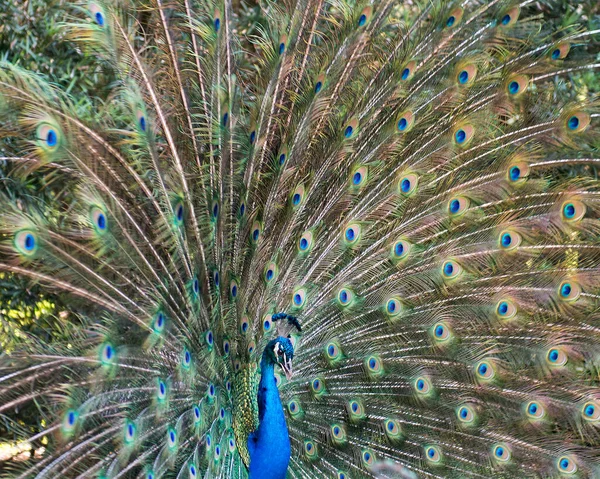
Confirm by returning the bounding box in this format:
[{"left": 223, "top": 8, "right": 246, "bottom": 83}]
[{"left": 0, "top": 0, "right": 109, "bottom": 96}]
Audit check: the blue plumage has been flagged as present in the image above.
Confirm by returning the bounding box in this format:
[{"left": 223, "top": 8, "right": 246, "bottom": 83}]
[{"left": 247, "top": 344, "right": 292, "bottom": 479}]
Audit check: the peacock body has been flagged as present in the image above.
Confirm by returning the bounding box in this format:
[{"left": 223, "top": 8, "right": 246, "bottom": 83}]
[{"left": 0, "top": 0, "right": 599, "bottom": 478}]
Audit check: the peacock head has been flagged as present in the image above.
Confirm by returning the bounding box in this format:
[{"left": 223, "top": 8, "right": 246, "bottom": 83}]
[
  {"left": 263, "top": 312, "right": 302, "bottom": 379},
  {"left": 265, "top": 337, "right": 295, "bottom": 380}
]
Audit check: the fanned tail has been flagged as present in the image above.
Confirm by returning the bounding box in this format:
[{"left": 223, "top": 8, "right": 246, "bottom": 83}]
[{"left": 1, "top": 0, "right": 600, "bottom": 478}]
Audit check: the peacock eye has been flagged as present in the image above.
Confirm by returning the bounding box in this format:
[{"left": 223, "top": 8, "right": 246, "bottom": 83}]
[
  {"left": 492, "top": 443, "right": 511, "bottom": 462},
  {"left": 14, "top": 230, "right": 38, "bottom": 257},
  {"left": 557, "top": 455, "right": 577, "bottom": 474},
  {"left": 425, "top": 445, "right": 441, "bottom": 463},
  {"left": 546, "top": 347, "right": 568, "bottom": 366},
  {"left": 582, "top": 401, "right": 599, "bottom": 422},
  {"left": 457, "top": 404, "right": 475, "bottom": 424},
  {"left": 447, "top": 196, "right": 469, "bottom": 216},
  {"left": 475, "top": 360, "right": 495, "bottom": 380},
  {"left": 525, "top": 400, "right": 545, "bottom": 420}
]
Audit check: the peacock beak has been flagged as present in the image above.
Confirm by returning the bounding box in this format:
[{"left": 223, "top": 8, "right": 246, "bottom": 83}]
[{"left": 281, "top": 352, "right": 293, "bottom": 380}]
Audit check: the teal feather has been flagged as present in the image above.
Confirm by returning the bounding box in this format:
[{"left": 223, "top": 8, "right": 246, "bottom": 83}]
[{"left": 1, "top": 0, "right": 600, "bottom": 478}]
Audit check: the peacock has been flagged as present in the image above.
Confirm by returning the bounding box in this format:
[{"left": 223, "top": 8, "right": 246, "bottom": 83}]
[{"left": 0, "top": 0, "right": 599, "bottom": 477}]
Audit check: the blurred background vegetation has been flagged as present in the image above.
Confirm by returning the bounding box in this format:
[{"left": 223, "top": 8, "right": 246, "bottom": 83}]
[{"left": 0, "top": 0, "right": 598, "bottom": 458}]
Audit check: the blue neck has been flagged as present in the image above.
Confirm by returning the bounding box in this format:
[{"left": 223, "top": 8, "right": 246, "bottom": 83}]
[{"left": 247, "top": 354, "right": 291, "bottom": 479}]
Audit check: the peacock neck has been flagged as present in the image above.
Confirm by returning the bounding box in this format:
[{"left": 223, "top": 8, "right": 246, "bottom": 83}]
[
  {"left": 257, "top": 354, "right": 286, "bottom": 428},
  {"left": 247, "top": 353, "right": 290, "bottom": 479}
]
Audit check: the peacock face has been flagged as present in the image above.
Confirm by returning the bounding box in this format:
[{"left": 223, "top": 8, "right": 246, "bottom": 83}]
[{"left": 267, "top": 337, "right": 295, "bottom": 380}]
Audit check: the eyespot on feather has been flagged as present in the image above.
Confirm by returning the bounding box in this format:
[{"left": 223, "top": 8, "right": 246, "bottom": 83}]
[
  {"left": 228, "top": 279, "right": 238, "bottom": 300},
  {"left": 546, "top": 347, "right": 568, "bottom": 367},
  {"left": 499, "top": 230, "right": 521, "bottom": 251},
  {"left": 455, "top": 63, "right": 477, "bottom": 86},
  {"left": 361, "top": 448, "right": 375, "bottom": 468},
  {"left": 391, "top": 238, "right": 411, "bottom": 261},
  {"left": 14, "top": 230, "right": 38, "bottom": 257},
  {"left": 564, "top": 112, "right": 590, "bottom": 133},
  {"left": 560, "top": 200, "right": 586, "bottom": 222},
  {"left": 100, "top": 342, "right": 116, "bottom": 365},
  {"left": 342, "top": 223, "right": 361, "bottom": 246},
  {"left": 181, "top": 347, "right": 192, "bottom": 369},
  {"left": 287, "top": 399, "right": 303, "bottom": 418},
  {"left": 350, "top": 166, "right": 368, "bottom": 188},
  {"left": 36, "top": 121, "right": 61, "bottom": 152},
  {"left": 336, "top": 287, "right": 355, "bottom": 308},
  {"left": 264, "top": 261, "right": 278, "bottom": 283},
  {"left": 398, "top": 173, "right": 418, "bottom": 195},
  {"left": 431, "top": 322, "right": 452, "bottom": 342},
  {"left": 292, "top": 287, "right": 307, "bottom": 309},
  {"left": 344, "top": 117, "right": 358, "bottom": 139},
  {"left": 524, "top": 400, "right": 546, "bottom": 420},
  {"left": 211, "top": 199, "right": 219, "bottom": 221},
  {"left": 314, "top": 73, "right": 325, "bottom": 94},
  {"left": 495, "top": 299, "right": 517, "bottom": 319},
  {"left": 441, "top": 259, "right": 462, "bottom": 280},
  {"left": 90, "top": 207, "right": 108, "bottom": 234},
  {"left": 277, "top": 146, "right": 288, "bottom": 167},
  {"left": 448, "top": 196, "right": 469, "bottom": 216},
  {"left": 452, "top": 124, "right": 474, "bottom": 146},
  {"left": 557, "top": 280, "right": 581, "bottom": 302},
  {"left": 310, "top": 377, "right": 327, "bottom": 396},
  {"left": 324, "top": 340, "right": 343, "bottom": 363},
  {"left": 250, "top": 221, "right": 262, "bottom": 244},
  {"left": 445, "top": 7, "right": 463, "bottom": 28},
  {"left": 582, "top": 400, "right": 600, "bottom": 422},
  {"left": 456, "top": 404, "right": 476, "bottom": 425},
  {"left": 124, "top": 420, "right": 136, "bottom": 445},
  {"left": 61, "top": 409, "right": 79, "bottom": 437},
  {"left": 173, "top": 201, "right": 184, "bottom": 226},
  {"left": 278, "top": 35, "right": 287, "bottom": 55},
  {"left": 492, "top": 443, "right": 511, "bottom": 463},
  {"left": 167, "top": 427, "right": 177, "bottom": 449},
  {"left": 400, "top": 60, "right": 416, "bottom": 81},
  {"left": 499, "top": 7, "right": 520, "bottom": 27},
  {"left": 205, "top": 330, "right": 214, "bottom": 350},
  {"left": 425, "top": 445, "right": 442, "bottom": 464},
  {"left": 384, "top": 296, "right": 402, "bottom": 318},
  {"left": 557, "top": 455, "right": 578, "bottom": 474},
  {"left": 89, "top": 3, "right": 106, "bottom": 27},
  {"left": 506, "top": 74, "right": 528, "bottom": 97},
  {"left": 365, "top": 355, "right": 383, "bottom": 377},
  {"left": 263, "top": 314, "right": 272, "bottom": 332},
  {"left": 222, "top": 337, "right": 230, "bottom": 356},
  {"left": 238, "top": 200, "right": 246, "bottom": 218},
  {"left": 396, "top": 110, "right": 415, "bottom": 133},
  {"left": 221, "top": 107, "right": 229, "bottom": 127},
  {"left": 152, "top": 311, "right": 166, "bottom": 334},
  {"left": 550, "top": 42, "right": 570, "bottom": 60},
  {"left": 384, "top": 418, "right": 402, "bottom": 440},
  {"left": 156, "top": 378, "right": 168, "bottom": 402},
  {"left": 347, "top": 399, "right": 366, "bottom": 421},
  {"left": 330, "top": 423, "right": 347, "bottom": 445},
  {"left": 475, "top": 360, "right": 496, "bottom": 381},
  {"left": 291, "top": 184, "right": 306, "bottom": 208},
  {"left": 507, "top": 161, "right": 530, "bottom": 183},
  {"left": 414, "top": 376, "right": 432, "bottom": 395},
  {"left": 213, "top": 8, "right": 221, "bottom": 32},
  {"left": 357, "top": 6, "right": 372, "bottom": 27}
]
